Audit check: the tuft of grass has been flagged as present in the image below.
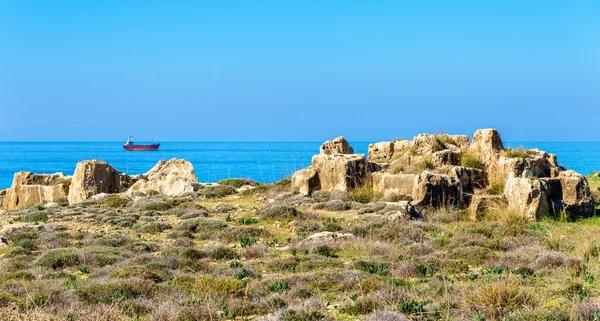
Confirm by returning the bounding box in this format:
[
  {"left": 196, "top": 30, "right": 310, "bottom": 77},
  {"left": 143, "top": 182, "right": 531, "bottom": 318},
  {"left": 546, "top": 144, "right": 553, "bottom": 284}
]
[
  {"left": 461, "top": 152, "right": 484, "bottom": 170},
  {"left": 488, "top": 182, "right": 505, "bottom": 195},
  {"left": 503, "top": 147, "right": 529, "bottom": 159},
  {"left": 76, "top": 280, "right": 157, "bottom": 303},
  {"left": 349, "top": 178, "right": 381, "bottom": 204},
  {"left": 467, "top": 279, "right": 535, "bottom": 320},
  {"left": 210, "top": 247, "right": 240, "bottom": 260},
  {"left": 339, "top": 299, "right": 377, "bottom": 315}
]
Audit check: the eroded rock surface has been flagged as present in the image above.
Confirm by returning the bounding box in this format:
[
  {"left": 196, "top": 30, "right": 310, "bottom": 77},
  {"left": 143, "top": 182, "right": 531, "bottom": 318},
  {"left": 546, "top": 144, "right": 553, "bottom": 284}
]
[
  {"left": 68, "top": 160, "right": 134, "bottom": 204},
  {"left": 4, "top": 172, "right": 70, "bottom": 211},
  {"left": 125, "top": 158, "right": 198, "bottom": 197}
]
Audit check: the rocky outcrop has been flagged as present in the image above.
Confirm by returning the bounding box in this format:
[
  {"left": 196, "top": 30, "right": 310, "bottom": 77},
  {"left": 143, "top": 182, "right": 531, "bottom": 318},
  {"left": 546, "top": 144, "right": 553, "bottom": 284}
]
[
  {"left": 319, "top": 136, "right": 354, "bottom": 155},
  {"left": 292, "top": 129, "right": 595, "bottom": 221},
  {"left": 3, "top": 172, "right": 70, "bottom": 211},
  {"left": 67, "top": 160, "right": 134, "bottom": 204},
  {"left": 371, "top": 172, "right": 415, "bottom": 200},
  {"left": 124, "top": 158, "right": 198, "bottom": 197},
  {"left": 412, "top": 172, "right": 463, "bottom": 209},
  {"left": 292, "top": 153, "right": 371, "bottom": 195},
  {"left": 368, "top": 142, "right": 395, "bottom": 162},
  {"left": 291, "top": 168, "right": 320, "bottom": 195}
]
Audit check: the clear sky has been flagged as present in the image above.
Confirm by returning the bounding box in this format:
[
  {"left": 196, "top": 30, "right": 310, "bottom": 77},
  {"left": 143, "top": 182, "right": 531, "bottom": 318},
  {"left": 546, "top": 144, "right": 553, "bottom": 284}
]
[{"left": 0, "top": 1, "right": 598, "bottom": 142}]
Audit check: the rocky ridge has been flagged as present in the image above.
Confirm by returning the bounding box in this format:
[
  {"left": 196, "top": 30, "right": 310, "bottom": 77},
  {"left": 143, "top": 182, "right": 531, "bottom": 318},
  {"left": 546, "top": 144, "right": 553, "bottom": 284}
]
[{"left": 292, "top": 130, "right": 595, "bottom": 221}]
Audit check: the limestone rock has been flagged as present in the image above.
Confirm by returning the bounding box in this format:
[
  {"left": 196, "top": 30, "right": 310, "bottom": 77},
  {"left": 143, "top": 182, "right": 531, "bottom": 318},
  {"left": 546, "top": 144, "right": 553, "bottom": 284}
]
[
  {"left": 469, "top": 128, "right": 504, "bottom": 167},
  {"left": 504, "top": 178, "right": 550, "bottom": 220},
  {"left": 447, "top": 166, "right": 487, "bottom": 193},
  {"left": 68, "top": 160, "right": 134, "bottom": 204},
  {"left": 368, "top": 141, "right": 395, "bottom": 162},
  {"left": 557, "top": 170, "right": 595, "bottom": 218},
  {"left": 412, "top": 172, "right": 463, "bottom": 209},
  {"left": 371, "top": 172, "right": 415, "bottom": 200},
  {"left": 3, "top": 172, "right": 69, "bottom": 211},
  {"left": 125, "top": 158, "right": 199, "bottom": 197},
  {"left": 311, "top": 154, "right": 371, "bottom": 192},
  {"left": 291, "top": 167, "right": 320, "bottom": 195},
  {"left": 430, "top": 149, "right": 461, "bottom": 167},
  {"left": 319, "top": 136, "right": 354, "bottom": 155}
]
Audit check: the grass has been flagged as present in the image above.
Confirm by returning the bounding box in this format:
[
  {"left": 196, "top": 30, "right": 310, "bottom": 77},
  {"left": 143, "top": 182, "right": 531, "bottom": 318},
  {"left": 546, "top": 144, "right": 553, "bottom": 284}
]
[
  {"left": 217, "top": 178, "right": 256, "bottom": 189},
  {"left": 503, "top": 147, "right": 529, "bottom": 159},
  {"left": 2, "top": 182, "right": 600, "bottom": 320},
  {"left": 461, "top": 152, "right": 485, "bottom": 170}
]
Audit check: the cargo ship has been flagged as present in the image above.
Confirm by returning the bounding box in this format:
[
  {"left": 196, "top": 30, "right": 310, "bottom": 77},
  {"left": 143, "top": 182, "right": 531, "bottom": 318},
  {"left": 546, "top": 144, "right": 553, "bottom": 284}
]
[{"left": 123, "top": 136, "right": 160, "bottom": 151}]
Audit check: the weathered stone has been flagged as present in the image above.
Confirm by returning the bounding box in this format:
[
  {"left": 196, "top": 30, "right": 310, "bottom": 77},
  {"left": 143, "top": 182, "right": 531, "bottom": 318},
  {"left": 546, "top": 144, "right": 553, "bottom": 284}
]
[
  {"left": 291, "top": 167, "right": 320, "bottom": 195},
  {"left": 447, "top": 166, "right": 487, "bottom": 192},
  {"left": 504, "top": 178, "right": 551, "bottom": 220},
  {"left": 557, "top": 170, "right": 595, "bottom": 218},
  {"left": 469, "top": 128, "right": 504, "bottom": 167},
  {"left": 311, "top": 154, "right": 371, "bottom": 192},
  {"left": 430, "top": 149, "right": 461, "bottom": 167},
  {"left": 412, "top": 172, "right": 463, "bottom": 209},
  {"left": 319, "top": 136, "right": 354, "bottom": 155},
  {"left": 468, "top": 194, "right": 506, "bottom": 221},
  {"left": 368, "top": 141, "right": 395, "bottom": 162},
  {"left": 68, "top": 160, "right": 134, "bottom": 204},
  {"left": 3, "top": 172, "right": 69, "bottom": 211},
  {"left": 371, "top": 172, "right": 415, "bottom": 200},
  {"left": 125, "top": 158, "right": 198, "bottom": 197}
]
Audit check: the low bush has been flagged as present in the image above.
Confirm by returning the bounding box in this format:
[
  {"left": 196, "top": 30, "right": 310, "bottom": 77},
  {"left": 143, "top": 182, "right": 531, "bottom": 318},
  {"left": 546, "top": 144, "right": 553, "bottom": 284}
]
[
  {"left": 461, "top": 153, "right": 484, "bottom": 170},
  {"left": 133, "top": 221, "right": 172, "bottom": 233},
  {"left": 217, "top": 178, "right": 256, "bottom": 189},
  {"left": 198, "top": 185, "right": 236, "bottom": 198},
  {"left": 178, "top": 217, "right": 227, "bottom": 233},
  {"left": 35, "top": 248, "right": 80, "bottom": 269},
  {"left": 99, "top": 195, "right": 128, "bottom": 208},
  {"left": 311, "top": 200, "right": 351, "bottom": 211},
  {"left": 76, "top": 280, "right": 157, "bottom": 303},
  {"left": 260, "top": 205, "right": 301, "bottom": 220},
  {"left": 279, "top": 309, "right": 325, "bottom": 321},
  {"left": 339, "top": 299, "right": 377, "bottom": 315},
  {"left": 144, "top": 201, "right": 173, "bottom": 211},
  {"left": 210, "top": 247, "right": 240, "bottom": 260},
  {"left": 19, "top": 211, "right": 48, "bottom": 222}
]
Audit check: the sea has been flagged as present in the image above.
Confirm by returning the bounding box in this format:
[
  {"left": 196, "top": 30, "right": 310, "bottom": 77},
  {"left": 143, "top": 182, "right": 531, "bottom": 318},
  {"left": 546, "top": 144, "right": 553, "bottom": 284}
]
[{"left": 0, "top": 142, "right": 599, "bottom": 189}]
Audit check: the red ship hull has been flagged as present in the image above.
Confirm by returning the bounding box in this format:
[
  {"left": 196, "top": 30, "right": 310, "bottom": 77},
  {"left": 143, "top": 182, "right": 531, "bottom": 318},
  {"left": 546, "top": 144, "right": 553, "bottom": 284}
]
[{"left": 123, "top": 143, "right": 160, "bottom": 151}]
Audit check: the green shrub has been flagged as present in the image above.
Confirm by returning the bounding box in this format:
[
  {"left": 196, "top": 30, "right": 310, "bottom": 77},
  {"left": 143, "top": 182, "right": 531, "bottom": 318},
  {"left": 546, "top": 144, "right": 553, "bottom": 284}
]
[
  {"left": 199, "top": 185, "right": 236, "bottom": 198},
  {"left": 354, "top": 261, "right": 388, "bottom": 275},
  {"left": 144, "top": 201, "right": 172, "bottom": 211},
  {"left": 218, "top": 178, "right": 256, "bottom": 189},
  {"left": 280, "top": 310, "right": 325, "bottom": 321},
  {"left": 209, "top": 247, "right": 240, "bottom": 260},
  {"left": 35, "top": 248, "right": 80, "bottom": 269},
  {"left": 260, "top": 205, "right": 301, "bottom": 220},
  {"left": 339, "top": 299, "right": 376, "bottom": 315},
  {"left": 313, "top": 245, "right": 338, "bottom": 258},
  {"left": 488, "top": 182, "right": 505, "bottom": 195},
  {"left": 467, "top": 280, "right": 535, "bottom": 320},
  {"left": 182, "top": 248, "right": 208, "bottom": 260},
  {"left": 397, "top": 299, "right": 429, "bottom": 314},
  {"left": 76, "top": 280, "right": 157, "bottom": 303},
  {"left": 133, "top": 221, "right": 172, "bottom": 233},
  {"left": 268, "top": 281, "right": 289, "bottom": 293},
  {"left": 178, "top": 217, "right": 227, "bottom": 232},
  {"left": 99, "top": 195, "right": 128, "bottom": 208},
  {"left": 238, "top": 217, "right": 258, "bottom": 225},
  {"left": 240, "top": 236, "right": 257, "bottom": 248},
  {"left": 19, "top": 211, "right": 48, "bottom": 222}
]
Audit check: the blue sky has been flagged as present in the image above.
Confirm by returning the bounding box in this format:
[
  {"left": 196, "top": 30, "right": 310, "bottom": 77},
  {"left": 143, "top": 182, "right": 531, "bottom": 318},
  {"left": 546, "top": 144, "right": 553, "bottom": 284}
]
[{"left": 0, "top": 1, "right": 598, "bottom": 142}]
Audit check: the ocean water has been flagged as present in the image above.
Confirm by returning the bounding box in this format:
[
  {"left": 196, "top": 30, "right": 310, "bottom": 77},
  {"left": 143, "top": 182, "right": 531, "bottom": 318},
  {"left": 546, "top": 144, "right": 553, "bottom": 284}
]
[{"left": 0, "top": 142, "right": 599, "bottom": 189}]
